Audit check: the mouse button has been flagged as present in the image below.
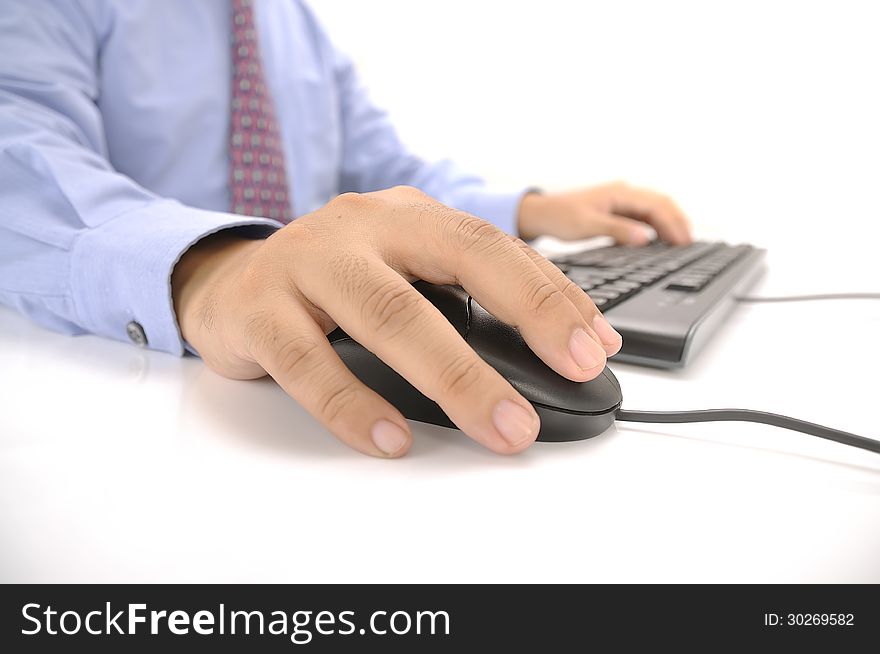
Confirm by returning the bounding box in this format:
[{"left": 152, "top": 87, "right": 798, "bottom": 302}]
[
  {"left": 466, "top": 299, "right": 622, "bottom": 414},
  {"left": 327, "top": 327, "right": 350, "bottom": 344},
  {"left": 600, "top": 365, "right": 622, "bottom": 396},
  {"left": 411, "top": 281, "right": 470, "bottom": 337},
  {"left": 332, "top": 337, "right": 455, "bottom": 429}
]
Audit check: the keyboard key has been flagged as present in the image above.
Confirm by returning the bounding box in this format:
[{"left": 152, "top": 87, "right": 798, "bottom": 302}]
[
  {"left": 665, "top": 280, "right": 703, "bottom": 292},
  {"left": 563, "top": 251, "right": 609, "bottom": 266},
  {"left": 604, "top": 281, "right": 640, "bottom": 292},
  {"left": 564, "top": 266, "right": 605, "bottom": 275},
  {"left": 588, "top": 288, "right": 622, "bottom": 300},
  {"left": 626, "top": 273, "right": 662, "bottom": 284},
  {"left": 567, "top": 270, "right": 608, "bottom": 284},
  {"left": 563, "top": 240, "right": 752, "bottom": 299}
]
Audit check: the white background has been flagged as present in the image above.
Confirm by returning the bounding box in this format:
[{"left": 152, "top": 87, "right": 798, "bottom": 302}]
[
  {"left": 315, "top": 0, "right": 880, "bottom": 248},
  {"left": 2, "top": 0, "right": 879, "bottom": 583}
]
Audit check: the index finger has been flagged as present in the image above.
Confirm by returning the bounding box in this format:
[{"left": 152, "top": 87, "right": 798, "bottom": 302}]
[
  {"left": 609, "top": 186, "right": 692, "bottom": 245},
  {"left": 391, "top": 207, "right": 611, "bottom": 382}
]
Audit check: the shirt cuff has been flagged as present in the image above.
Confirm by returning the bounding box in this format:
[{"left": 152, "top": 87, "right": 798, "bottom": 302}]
[
  {"left": 70, "top": 199, "right": 280, "bottom": 355},
  {"left": 452, "top": 187, "right": 537, "bottom": 237}
]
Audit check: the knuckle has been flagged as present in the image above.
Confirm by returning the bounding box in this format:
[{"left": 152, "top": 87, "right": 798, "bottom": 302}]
[
  {"left": 237, "top": 258, "right": 270, "bottom": 294},
  {"left": 267, "top": 218, "right": 320, "bottom": 257},
  {"left": 511, "top": 237, "right": 545, "bottom": 265},
  {"left": 389, "top": 184, "right": 428, "bottom": 198},
  {"left": 274, "top": 335, "right": 322, "bottom": 377},
  {"left": 328, "top": 191, "right": 364, "bottom": 208},
  {"left": 327, "top": 252, "right": 372, "bottom": 298},
  {"left": 510, "top": 236, "right": 532, "bottom": 252},
  {"left": 437, "top": 353, "right": 484, "bottom": 397},
  {"left": 275, "top": 218, "right": 314, "bottom": 242},
  {"left": 235, "top": 244, "right": 293, "bottom": 299},
  {"left": 318, "top": 380, "right": 360, "bottom": 423},
  {"left": 521, "top": 276, "right": 567, "bottom": 315},
  {"left": 361, "top": 280, "right": 423, "bottom": 340},
  {"left": 326, "top": 191, "right": 383, "bottom": 219},
  {"left": 560, "top": 278, "right": 591, "bottom": 306},
  {"left": 445, "top": 213, "right": 506, "bottom": 254},
  {"left": 235, "top": 272, "right": 291, "bottom": 321},
  {"left": 243, "top": 310, "right": 320, "bottom": 375}
]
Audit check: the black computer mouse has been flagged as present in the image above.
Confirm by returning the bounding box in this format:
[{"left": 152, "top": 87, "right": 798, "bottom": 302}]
[{"left": 329, "top": 282, "right": 622, "bottom": 442}]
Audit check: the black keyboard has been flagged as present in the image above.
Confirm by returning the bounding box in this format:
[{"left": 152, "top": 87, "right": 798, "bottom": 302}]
[{"left": 552, "top": 241, "right": 766, "bottom": 368}]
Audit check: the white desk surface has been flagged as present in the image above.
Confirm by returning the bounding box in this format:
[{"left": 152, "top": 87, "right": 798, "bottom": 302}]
[{"left": 2, "top": 236, "right": 879, "bottom": 583}]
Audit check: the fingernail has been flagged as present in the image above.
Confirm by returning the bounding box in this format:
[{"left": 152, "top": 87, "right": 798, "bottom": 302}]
[
  {"left": 492, "top": 399, "right": 539, "bottom": 446},
  {"left": 592, "top": 314, "right": 622, "bottom": 348},
  {"left": 569, "top": 328, "right": 605, "bottom": 371},
  {"left": 370, "top": 419, "right": 409, "bottom": 455}
]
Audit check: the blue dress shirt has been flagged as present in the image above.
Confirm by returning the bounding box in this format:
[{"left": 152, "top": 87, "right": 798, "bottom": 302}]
[{"left": 0, "top": 0, "right": 526, "bottom": 354}]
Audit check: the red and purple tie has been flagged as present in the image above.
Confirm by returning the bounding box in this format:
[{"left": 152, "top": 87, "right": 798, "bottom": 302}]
[{"left": 229, "top": 0, "right": 293, "bottom": 223}]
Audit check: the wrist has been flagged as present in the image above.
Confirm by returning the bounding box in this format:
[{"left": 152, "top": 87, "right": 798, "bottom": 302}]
[{"left": 172, "top": 232, "right": 262, "bottom": 345}]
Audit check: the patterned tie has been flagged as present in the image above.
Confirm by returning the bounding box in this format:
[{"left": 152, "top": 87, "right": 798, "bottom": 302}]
[{"left": 229, "top": 0, "right": 293, "bottom": 223}]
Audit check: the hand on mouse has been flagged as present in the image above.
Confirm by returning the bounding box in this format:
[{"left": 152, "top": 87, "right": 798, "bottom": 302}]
[
  {"left": 517, "top": 181, "right": 692, "bottom": 245},
  {"left": 172, "top": 186, "right": 622, "bottom": 458}
]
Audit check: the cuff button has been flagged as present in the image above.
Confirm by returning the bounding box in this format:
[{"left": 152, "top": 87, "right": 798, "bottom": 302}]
[{"left": 126, "top": 321, "right": 148, "bottom": 347}]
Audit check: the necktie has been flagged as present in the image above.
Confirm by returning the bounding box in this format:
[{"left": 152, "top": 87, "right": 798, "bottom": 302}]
[{"left": 229, "top": 0, "right": 293, "bottom": 223}]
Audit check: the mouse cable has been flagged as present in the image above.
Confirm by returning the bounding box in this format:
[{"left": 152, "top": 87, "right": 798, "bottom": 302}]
[
  {"left": 735, "top": 293, "right": 880, "bottom": 303},
  {"left": 615, "top": 408, "right": 880, "bottom": 455}
]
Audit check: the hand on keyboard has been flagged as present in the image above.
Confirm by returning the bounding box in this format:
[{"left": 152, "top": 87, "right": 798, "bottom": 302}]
[{"left": 516, "top": 181, "right": 692, "bottom": 245}]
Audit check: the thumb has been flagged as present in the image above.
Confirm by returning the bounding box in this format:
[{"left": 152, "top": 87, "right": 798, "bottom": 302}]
[{"left": 592, "top": 212, "right": 652, "bottom": 246}]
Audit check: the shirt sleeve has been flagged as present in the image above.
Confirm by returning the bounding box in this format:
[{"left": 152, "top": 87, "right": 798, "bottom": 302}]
[
  {"left": 0, "top": 0, "right": 279, "bottom": 355},
  {"left": 303, "top": 7, "right": 529, "bottom": 235}
]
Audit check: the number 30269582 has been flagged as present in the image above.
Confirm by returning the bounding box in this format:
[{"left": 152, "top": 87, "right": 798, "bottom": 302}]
[{"left": 764, "top": 613, "right": 854, "bottom": 627}]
